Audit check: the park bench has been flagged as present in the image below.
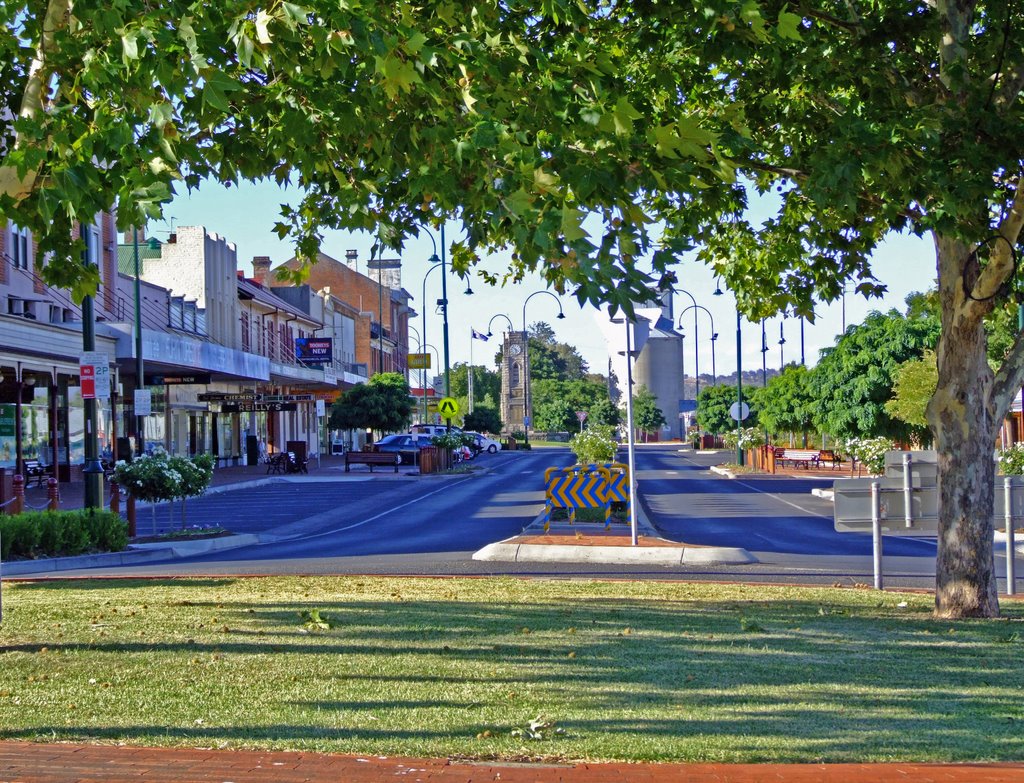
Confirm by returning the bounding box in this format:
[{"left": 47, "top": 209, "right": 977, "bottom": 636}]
[
  {"left": 344, "top": 451, "right": 401, "bottom": 473},
  {"left": 816, "top": 449, "right": 843, "bottom": 469},
  {"left": 21, "top": 459, "right": 51, "bottom": 488},
  {"left": 774, "top": 448, "right": 822, "bottom": 469}
]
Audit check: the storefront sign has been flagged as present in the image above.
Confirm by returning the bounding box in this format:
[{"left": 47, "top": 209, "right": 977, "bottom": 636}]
[
  {"left": 146, "top": 373, "right": 212, "bottom": 385},
  {"left": 262, "top": 394, "right": 314, "bottom": 403},
  {"left": 408, "top": 352, "right": 431, "bottom": 369},
  {"left": 134, "top": 389, "right": 152, "bottom": 417},
  {"left": 221, "top": 402, "right": 298, "bottom": 413},
  {"left": 295, "top": 337, "right": 333, "bottom": 364},
  {"left": 316, "top": 399, "right": 326, "bottom": 418},
  {"left": 197, "top": 393, "right": 260, "bottom": 402},
  {"left": 0, "top": 404, "right": 15, "bottom": 437}
]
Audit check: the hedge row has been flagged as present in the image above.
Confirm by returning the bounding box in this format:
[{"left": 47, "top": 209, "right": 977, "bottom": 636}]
[{"left": 0, "top": 510, "right": 128, "bottom": 561}]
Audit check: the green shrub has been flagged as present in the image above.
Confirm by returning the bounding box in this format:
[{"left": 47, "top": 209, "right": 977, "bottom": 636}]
[
  {"left": 569, "top": 425, "right": 618, "bottom": 466},
  {"left": 999, "top": 443, "right": 1024, "bottom": 475},
  {"left": 0, "top": 510, "right": 128, "bottom": 560}
]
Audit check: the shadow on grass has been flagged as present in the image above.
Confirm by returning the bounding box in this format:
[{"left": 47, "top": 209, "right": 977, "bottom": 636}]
[{"left": 2, "top": 591, "right": 1023, "bottom": 760}]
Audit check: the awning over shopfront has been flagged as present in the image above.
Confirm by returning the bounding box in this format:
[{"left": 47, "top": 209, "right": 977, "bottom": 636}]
[{"left": 109, "top": 325, "right": 270, "bottom": 382}]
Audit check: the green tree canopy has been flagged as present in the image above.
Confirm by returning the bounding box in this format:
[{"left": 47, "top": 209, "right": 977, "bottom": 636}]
[
  {"left": 528, "top": 322, "right": 588, "bottom": 382},
  {"left": 631, "top": 386, "right": 667, "bottom": 439},
  {"left": 449, "top": 363, "right": 501, "bottom": 403},
  {"left": 5, "top": 0, "right": 1021, "bottom": 617},
  {"left": 531, "top": 378, "right": 610, "bottom": 432},
  {"left": 752, "top": 364, "right": 815, "bottom": 436},
  {"left": 885, "top": 351, "right": 938, "bottom": 442},
  {"left": 587, "top": 397, "right": 620, "bottom": 428},
  {"left": 329, "top": 373, "right": 413, "bottom": 434},
  {"left": 812, "top": 309, "right": 940, "bottom": 443},
  {"left": 463, "top": 406, "right": 503, "bottom": 435},
  {"left": 696, "top": 384, "right": 756, "bottom": 435}
]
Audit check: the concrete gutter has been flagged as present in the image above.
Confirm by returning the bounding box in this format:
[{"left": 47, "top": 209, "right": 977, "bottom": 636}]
[{"left": 2, "top": 534, "right": 262, "bottom": 577}]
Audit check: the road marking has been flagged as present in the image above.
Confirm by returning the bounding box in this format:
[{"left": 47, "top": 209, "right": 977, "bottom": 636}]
[
  {"left": 729, "top": 477, "right": 833, "bottom": 519},
  {"left": 284, "top": 476, "right": 478, "bottom": 542}
]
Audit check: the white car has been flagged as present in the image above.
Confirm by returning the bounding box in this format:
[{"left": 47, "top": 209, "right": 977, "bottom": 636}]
[{"left": 465, "top": 432, "right": 501, "bottom": 454}]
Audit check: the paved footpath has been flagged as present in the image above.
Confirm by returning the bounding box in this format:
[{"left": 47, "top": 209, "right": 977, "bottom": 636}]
[{"left": 2, "top": 743, "right": 1023, "bottom": 783}]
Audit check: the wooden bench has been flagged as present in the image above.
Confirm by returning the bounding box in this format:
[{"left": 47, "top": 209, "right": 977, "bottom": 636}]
[
  {"left": 816, "top": 449, "right": 843, "bottom": 469},
  {"left": 775, "top": 448, "right": 821, "bottom": 469},
  {"left": 344, "top": 451, "right": 401, "bottom": 473},
  {"left": 22, "top": 459, "right": 51, "bottom": 488}
]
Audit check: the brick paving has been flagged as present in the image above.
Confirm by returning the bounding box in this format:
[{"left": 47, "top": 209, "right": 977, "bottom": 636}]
[{"left": 1, "top": 743, "right": 1023, "bottom": 783}]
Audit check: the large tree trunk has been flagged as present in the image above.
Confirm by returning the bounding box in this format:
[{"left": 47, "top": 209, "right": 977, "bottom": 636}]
[{"left": 929, "top": 235, "right": 1000, "bottom": 618}]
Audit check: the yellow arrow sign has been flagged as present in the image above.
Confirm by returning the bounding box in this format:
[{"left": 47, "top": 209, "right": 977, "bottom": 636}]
[{"left": 438, "top": 397, "right": 459, "bottom": 418}]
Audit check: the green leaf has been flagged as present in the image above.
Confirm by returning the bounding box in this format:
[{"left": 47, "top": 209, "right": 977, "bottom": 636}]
[
  {"left": 120, "top": 30, "right": 139, "bottom": 61},
  {"left": 561, "top": 206, "right": 588, "bottom": 242},
  {"left": 777, "top": 9, "right": 803, "bottom": 41},
  {"left": 255, "top": 10, "right": 274, "bottom": 44},
  {"left": 505, "top": 188, "right": 533, "bottom": 218},
  {"left": 611, "top": 97, "right": 642, "bottom": 136}
]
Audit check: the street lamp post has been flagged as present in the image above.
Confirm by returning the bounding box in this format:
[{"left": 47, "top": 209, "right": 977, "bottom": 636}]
[
  {"left": 676, "top": 289, "right": 700, "bottom": 400},
  {"left": 132, "top": 228, "right": 145, "bottom": 456},
  {"left": 779, "top": 319, "right": 787, "bottom": 368},
  {"left": 680, "top": 304, "right": 717, "bottom": 437},
  {"left": 408, "top": 324, "right": 427, "bottom": 423},
  {"left": 421, "top": 227, "right": 452, "bottom": 429},
  {"left": 736, "top": 310, "right": 744, "bottom": 467},
  {"left": 420, "top": 255, "right": 444, "bottom": 420},
  {"left": 80, "top": 223, "right": 104, "bottom": 509},
  {"left": 486, "top": 313, "right": 514, "bottom": 338},
  {"left": 521, "top": 291, "right": 564, "bottom": 444},
  {"left": 760, "top": 319, "right": 768, "bottom": 387}
]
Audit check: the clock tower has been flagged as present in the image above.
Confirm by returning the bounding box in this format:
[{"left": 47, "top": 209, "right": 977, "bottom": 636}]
[{"left": 500, "top": 331, "right": 528, "bottom": 433}]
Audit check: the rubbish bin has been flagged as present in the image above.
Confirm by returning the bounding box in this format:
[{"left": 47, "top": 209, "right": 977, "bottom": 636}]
[
  {"left": 419, "top": 446, "right": 436, "bottom": 474},
  {"left": 246, "top": 435, "right": 260, "bottom": 466}
]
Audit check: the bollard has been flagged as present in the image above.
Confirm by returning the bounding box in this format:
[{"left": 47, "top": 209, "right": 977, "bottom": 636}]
[
  {"left": 126, "top": 494, "right": 136, "bottom": 538},
  {"left": 902, "top": 452, "right": 913, "bottom": 528},
  {"left": 1005, "top": 477, "right": 1016, "bottom": 597},
  {"left": 109, "top": 481, "right": 120, "bottom": 516},
  {"left": 11, "top": 474, "right": 24, "bottom": 516},
  {"left": 46, "top": 477, "right": 59, "bottom": 511},
  {"left": 871, "top": 480, "right": 883, "bottom": 590}
]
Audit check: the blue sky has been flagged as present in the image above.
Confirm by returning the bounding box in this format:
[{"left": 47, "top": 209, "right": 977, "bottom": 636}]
[{"left": 167, "top": 179, "right": 937, "bottom": 380}]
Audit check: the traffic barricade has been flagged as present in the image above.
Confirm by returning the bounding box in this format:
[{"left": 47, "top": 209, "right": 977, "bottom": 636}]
[{"left": 542, "top": 465, "right": 613, "bottom": 530}]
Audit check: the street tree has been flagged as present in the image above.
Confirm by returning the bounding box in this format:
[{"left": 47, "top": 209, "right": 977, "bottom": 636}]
[
  {"left": 527, "top": 322, "right": 588, "bottom": 382},
  {"left": 531, "top": 378, "right": 610, "bottom": 431},
  {"left": 631, "top": 386, "right": 667, "bottom": 441},
  {"left": 462, "top": 406, "right": 503, "bottom": 436},
  {"left": 449, "top": 363, "right": 501, "bottom": 404},
  {"left": 329, "top": 373, "right": 413, "bottom": 435},
  {"left": 812, "top": 309, "right": 939, "bottom": 445},
  {"left": 752, "top": 365, "right": 815, "bottom": 441},
  {"left": 5, "top": 2, "right": 1022, "bottom": 616},
  {"left": 588, "top": 397, "right": 621, "bottom": 428},
  {"left": 885, "top": 351, "right": 939, "bottom": 443},
  {"left": 696, "top": 384, "right": 756, "bottom": 435}
]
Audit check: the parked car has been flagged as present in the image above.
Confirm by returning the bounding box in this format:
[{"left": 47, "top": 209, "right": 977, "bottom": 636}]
[
  {"left": 411, "top": 423, "right": 463, "bottom": 438},
  {"left": 465, "top": 431, "right": 501, "bottom": 454},
  {"left": 372, "top": 434, "right": 435, "bottom": 464}
]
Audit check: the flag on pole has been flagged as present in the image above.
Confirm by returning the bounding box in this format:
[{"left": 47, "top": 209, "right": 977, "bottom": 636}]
[{"left": 471, "top": 328, "right": 489, "bottom": 342}]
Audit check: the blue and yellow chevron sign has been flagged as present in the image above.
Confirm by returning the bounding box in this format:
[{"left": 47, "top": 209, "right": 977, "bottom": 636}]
[{"left": 542, "top": 466, "right": 613, "bottom": 529}]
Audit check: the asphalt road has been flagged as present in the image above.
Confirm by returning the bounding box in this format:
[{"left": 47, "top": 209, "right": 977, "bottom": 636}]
[
  {"left": 639, "top": 446, "right": 938, "bottom": 558},
  {"left": 19, "top": 443, "right": 982, "bottom": 591}
]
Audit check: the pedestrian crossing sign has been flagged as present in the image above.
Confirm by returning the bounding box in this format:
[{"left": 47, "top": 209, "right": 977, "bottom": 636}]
[{"left": 438, "top": 397, "right": 459, "bottom": 418}]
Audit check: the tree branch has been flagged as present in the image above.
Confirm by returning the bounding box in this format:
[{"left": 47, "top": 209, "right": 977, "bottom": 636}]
[
  {"left": 0, "top": 0, "right": 70, "bottom": 201},
  {"left": 990, "top": 326, "right": 1024, "bottom": 420},
  {"left": 970, "top": 175, "right": 1024, "bottom": 303}
]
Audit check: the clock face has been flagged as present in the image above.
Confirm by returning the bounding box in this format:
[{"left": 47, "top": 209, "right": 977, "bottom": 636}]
[{"left": 509, "top": 343, "right": 522, "bottom": 356}]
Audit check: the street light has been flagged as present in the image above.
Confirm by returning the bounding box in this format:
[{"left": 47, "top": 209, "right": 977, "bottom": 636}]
[
  {"left": 779, "top": 318, "right": 787, "bottom": 368},
  {"left": 487, "top": 313, "right": 514, "bottom": 338},
  {"left": 521, "top": 291, "right": 564, "bottom": 443},
  {"left": 680, "top": 304, "right": 717, "bottom": 385},
  {"left": 407, "top": 324, "right": 428, "bottom": 424},
  {"left": 420, "top": 253, "right": 446, "bottom": 424},
  {"left": 420, "top": 227, "right": 452, "bottom": 407},
  {"left": 676, "top": 289, "right": 700, "bottom": 400}
]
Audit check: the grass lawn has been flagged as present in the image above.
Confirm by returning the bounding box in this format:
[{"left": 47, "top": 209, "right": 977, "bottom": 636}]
[{"left": 1, "top": 576, "right": 1022, "bottom": 763}]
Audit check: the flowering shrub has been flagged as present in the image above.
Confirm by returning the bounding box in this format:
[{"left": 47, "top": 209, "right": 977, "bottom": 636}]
[
  {"left": 112, "top": 452, "right": 181, "bottom": 503},
  {"left": 112, "top": 451, "right": 214, "bottom": 503},
  {"left": 723, "top": 427, "right": 766, "bottom": 451},
  {"left": 837, "top": 437, "right": 893, "bottom": 475},
  {"left": 569, "top": 425, "right": 618, "bottom": 466},
  {"left": 998, "top": 443, "right": 1024, "bottom": 475}
]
